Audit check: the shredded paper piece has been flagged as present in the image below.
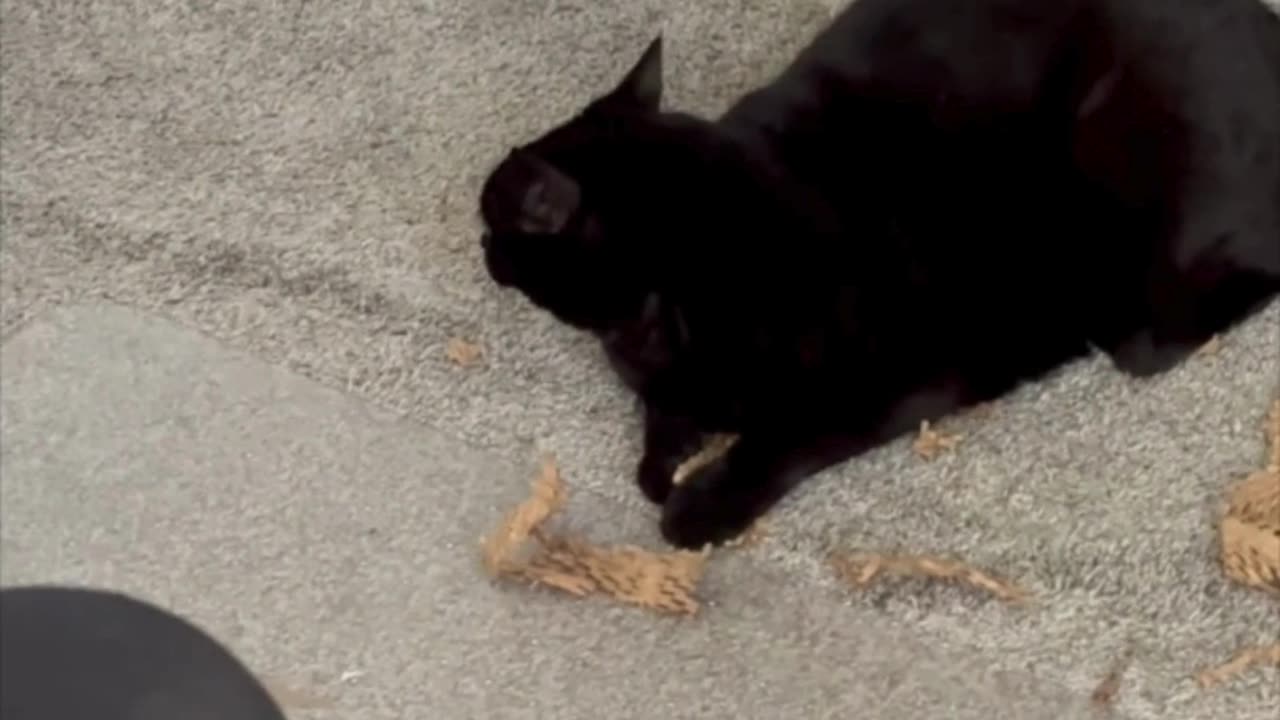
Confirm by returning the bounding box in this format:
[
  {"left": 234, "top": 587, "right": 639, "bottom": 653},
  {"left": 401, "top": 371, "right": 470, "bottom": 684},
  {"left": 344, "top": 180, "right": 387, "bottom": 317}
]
[
  {"left": 1217, "top": 398, "right": 1280, "bottom": 597},
  {"left": 1198, "top": 397, "right": 1280, "bottom": 689},
  {"left": 482, "top": 456, "right": 708, "bottom": 615},
  {"left": 672, "top": 433, "right": 739, "bottom": 486},
  {"left": 1196, "top": 643, "right": 1280, "bottom": 689},
  {"left": 478, "top": 397, "right": 1280, "bottom": 698},
  {"left": 1195, "top": 335, "right": 1224, "bottom": 357},
  {"left": 445, "top": 338, "right": 482, "bottom": 367},
  {"left": 830, "top": 551, "right": 1032, "bottom": 605},
  {"left": 1090, "top": 647, "right": 1135, "bottom": 711},
  {"left": 913, "top": 420, "right": 964, "bottom": 461}
]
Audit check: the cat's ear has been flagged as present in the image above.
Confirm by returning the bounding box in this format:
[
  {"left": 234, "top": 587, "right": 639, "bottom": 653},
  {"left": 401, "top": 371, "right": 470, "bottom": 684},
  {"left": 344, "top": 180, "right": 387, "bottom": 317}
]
[
  {"left": 597, "top": 35, "right": 663, "bottom": 113},
  {"left": 500, "top": 149, "right": 581, "bottom": 235}
]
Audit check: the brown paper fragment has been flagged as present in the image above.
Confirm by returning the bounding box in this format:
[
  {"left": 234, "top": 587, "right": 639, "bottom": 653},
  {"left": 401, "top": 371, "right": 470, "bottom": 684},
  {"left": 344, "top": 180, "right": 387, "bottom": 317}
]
[
  {"left": 913, "top": 420, "right": 963, "bottom": 461},
  {"left": 670, "top": 433, "right": 765, "bottom": 546},
  {"left": 672, "top": 433, "right": 739, "bottom": 486},
  {"left": 481, "top": 456, "right": 564, "bottom": 576},
  {"left": 445, "top": 338, "right": 483, "bottom": 367},
  {"left": 1195, "top": 643, "right": 1280, "bottom": 689},
  {"left": 1194, "top": 335, "right": 1223, "bottom": 357},
  {"left": 481, "top": 456, "right": 708, "bottom": 615},
  {"left": 830, "top": 551, "right": 1032, "bottom": 605},
  {"left": 1218, "top": 399, "right": 1280, "bottom": 596},
  {"left": 1200, "top": 397, "right": 1280, "bottom": 692},
  {"left": 1090, "top": 647, "right": 1134, "bottom": 711}
]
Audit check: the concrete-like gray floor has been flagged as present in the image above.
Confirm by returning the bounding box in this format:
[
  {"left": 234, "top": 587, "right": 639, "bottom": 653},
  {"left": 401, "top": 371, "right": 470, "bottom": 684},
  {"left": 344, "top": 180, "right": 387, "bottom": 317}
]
[{"left": 2, "top": 1, "right": 1278, "bottom": 718}]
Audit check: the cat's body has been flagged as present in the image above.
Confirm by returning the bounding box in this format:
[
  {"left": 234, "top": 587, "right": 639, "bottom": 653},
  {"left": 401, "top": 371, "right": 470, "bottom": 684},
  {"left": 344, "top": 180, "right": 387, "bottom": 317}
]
[{"left": 479, "top": 0, "right": 1280, "bottom": 548}]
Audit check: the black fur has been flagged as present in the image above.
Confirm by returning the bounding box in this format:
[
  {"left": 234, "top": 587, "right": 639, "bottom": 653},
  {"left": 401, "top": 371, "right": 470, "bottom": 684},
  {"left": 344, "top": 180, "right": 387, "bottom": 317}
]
[{"left": 478, "top": 0, "right": 1280, "bottom": 548}]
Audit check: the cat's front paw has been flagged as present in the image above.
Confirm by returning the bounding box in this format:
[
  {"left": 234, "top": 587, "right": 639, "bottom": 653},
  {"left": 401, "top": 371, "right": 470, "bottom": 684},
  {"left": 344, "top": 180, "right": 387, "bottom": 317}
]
[
  {"left": 636, "top": 451, "right": 675, "bottom": 504},
  {"left": 659, "top": 457, "right": 756, "bottom": 549}
]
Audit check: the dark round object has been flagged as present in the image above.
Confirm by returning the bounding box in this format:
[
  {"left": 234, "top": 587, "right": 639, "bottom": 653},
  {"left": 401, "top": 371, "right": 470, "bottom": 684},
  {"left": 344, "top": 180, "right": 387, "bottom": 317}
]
[{"left": 0, "top": 585, "right": 285, "bottom": 720}]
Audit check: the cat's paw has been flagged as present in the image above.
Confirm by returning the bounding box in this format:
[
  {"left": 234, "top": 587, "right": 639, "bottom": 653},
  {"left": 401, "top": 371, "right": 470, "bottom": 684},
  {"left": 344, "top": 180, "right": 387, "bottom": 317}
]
[
  {"left": 636, "top": 451, "right": 675, "bottom": 504},
  {"left": 1106, "top": 329, "right": 1198, "bottom": 377},
  {"left": 660, "top": 458, "right": 756, "bottom": 549}
]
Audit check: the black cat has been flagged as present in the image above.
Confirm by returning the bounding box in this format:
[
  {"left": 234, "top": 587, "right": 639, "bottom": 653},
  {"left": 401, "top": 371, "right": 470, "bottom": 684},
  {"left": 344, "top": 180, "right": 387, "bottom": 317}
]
[{"left": 478, "top": 0, "right": 1280, "bottom": 549}]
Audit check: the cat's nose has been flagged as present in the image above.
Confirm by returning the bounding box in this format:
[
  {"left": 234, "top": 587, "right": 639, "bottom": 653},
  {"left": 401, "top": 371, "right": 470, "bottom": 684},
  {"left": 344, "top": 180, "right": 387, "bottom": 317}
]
[{"left": 480, "top": 232, "right": 493, "bottom": 249}]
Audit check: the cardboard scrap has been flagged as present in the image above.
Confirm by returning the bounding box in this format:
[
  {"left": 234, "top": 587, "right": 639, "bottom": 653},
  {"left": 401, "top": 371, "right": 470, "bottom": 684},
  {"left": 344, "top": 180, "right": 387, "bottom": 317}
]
[
  {"left": 913, "top": 420, "right": 963, "bottom": 461},
  {"left": 521, "top": 535, "right": 707, "bottom": 614},
  {"left": 723, "top": 519, "right": 768, "bottom": 549},
  {"left": 1090, "top": 647, "right": 1134, "bottom": 712},
  {"left": 672, "top": 433, "right": 739, "bottom": 486},
  {"left": 830, "top": 551, "right": 1032, "bottom": 605},
  {"left": 1198, "top": 397, "right": 1280, "bottom": 690},
  {"left": 481, "top": 456, "right": 708, "bottom": 615},
  {"left": 1218, "top": 398, "right": 1280, "bottom": 597},
  {"left": 481, "top": 456, "right": 565, "bottom": 577},
  {"left": 445, "top": 338, "right": 483, "bottom": 367},
  {"left": 1195, "top": 643, "right": 1280, "bottom": 689},
  {"left": 1194, "top": 334, "right": 1223, "bottom": 357},
  {"left": 670, "top": 433, "right": 766, "bottom": 547}
]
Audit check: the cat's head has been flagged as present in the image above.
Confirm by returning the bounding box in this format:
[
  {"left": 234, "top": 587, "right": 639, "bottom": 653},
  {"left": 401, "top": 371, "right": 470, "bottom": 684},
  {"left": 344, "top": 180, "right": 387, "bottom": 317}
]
[{"left": 477, "top": 37, "right": 753, "bottom": 332}]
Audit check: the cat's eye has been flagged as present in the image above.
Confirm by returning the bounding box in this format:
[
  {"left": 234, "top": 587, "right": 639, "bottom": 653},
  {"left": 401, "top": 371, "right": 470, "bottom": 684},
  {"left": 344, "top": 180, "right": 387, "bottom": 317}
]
[{"left": 518, "top": 172, "right": 580, "bottom": 235}]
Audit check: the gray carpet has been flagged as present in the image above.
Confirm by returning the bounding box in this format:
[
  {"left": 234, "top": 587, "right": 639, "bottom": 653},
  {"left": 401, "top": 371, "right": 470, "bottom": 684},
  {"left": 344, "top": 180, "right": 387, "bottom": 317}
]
[{"left": 2, "top": 1, "right": 1278, "bottom": 718}]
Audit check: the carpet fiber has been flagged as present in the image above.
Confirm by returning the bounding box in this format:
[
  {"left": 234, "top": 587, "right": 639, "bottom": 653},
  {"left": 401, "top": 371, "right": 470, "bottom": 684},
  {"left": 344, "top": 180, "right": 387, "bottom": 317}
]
[{"left": 2, "top": 1, "right": 1278, "bottom": 718}]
